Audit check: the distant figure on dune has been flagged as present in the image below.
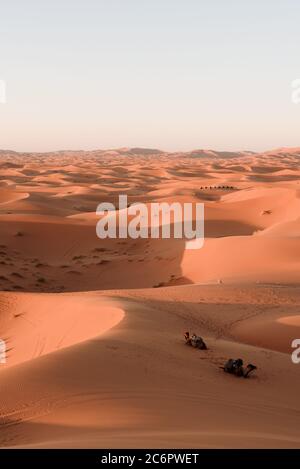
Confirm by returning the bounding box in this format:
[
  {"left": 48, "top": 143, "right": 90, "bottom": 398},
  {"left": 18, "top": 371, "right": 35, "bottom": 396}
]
[
  {"left": 184, "top": 331, "right": 207, "bottom": 350},
  {"left": 222, "top": 358, "right": 257, "bottom": 378}
]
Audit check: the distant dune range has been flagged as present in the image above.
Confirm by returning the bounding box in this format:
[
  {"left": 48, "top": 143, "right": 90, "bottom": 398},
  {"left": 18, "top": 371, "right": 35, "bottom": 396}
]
[{"left": 0, "top": 147, "right": 300, "bottom": 448}]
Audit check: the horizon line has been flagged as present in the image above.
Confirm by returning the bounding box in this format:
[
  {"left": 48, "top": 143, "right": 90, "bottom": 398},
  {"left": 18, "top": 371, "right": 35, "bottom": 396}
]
[{"left": 0, "top": 146, "right": 300, "bottom": 156}]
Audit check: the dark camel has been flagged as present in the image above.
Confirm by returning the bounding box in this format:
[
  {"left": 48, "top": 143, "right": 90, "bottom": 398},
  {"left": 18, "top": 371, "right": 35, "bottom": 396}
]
[{"left": 221, "top": 358, "right": 257, "bottom": 378}]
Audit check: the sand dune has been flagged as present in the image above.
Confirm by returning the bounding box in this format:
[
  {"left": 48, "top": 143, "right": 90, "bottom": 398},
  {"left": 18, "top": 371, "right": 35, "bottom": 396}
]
[
  {"left": 0, "top": 292, "right": 124, "bottom": 368},
  {"left": 0, "top": 286, "right": 299, "bottom": 448},
  {"left": 0, "top": 189, "right": 29, "bottom": 205},
  {"left": 0, "top": 147, "right": 300, "bottom": 448},
  {"left": 181, "top": 236, "right": 300, "bottom": 284}
]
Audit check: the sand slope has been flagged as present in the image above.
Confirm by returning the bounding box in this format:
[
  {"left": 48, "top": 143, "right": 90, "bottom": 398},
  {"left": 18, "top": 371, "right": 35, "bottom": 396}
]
[
  {"left": 0, "top": 286, "right": 299, "bottom": 448},
  {"left": 0, "top": 292, "right": 123, "bottom": 368}
]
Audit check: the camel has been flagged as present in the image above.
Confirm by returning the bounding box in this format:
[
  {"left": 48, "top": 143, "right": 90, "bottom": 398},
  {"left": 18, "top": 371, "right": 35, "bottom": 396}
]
[
  {"left": 222, "top": 358, "right": 257, "bottom": 378},
  {"left": 184, "top": 331, "right": 207, "bottom": 350}
]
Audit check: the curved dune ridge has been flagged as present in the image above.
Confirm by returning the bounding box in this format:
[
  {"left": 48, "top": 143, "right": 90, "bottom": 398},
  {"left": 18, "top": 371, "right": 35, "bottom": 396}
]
[
  {"left": 231, "top": 312, "right": 300, "bottom": 354},
  {"left": 0, "top": 148, "right": 300, "bottom": 448},
  {"left": 0, "top": 189, "right": 29, "bottom": 205},
  {"left": 0, "top": 292, "right": 124, "bottom": 368},
  {"left": 277, "top": 315, "right": 300, "bottom": 327}
]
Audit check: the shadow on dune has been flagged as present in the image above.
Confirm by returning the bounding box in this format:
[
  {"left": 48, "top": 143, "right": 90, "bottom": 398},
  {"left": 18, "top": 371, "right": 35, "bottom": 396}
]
[
  {"left": 0, "top": 219, "right": 192, "bottom": 292},
  {"left": 204, "top": 220, "right": 260, "bottom": 237}
]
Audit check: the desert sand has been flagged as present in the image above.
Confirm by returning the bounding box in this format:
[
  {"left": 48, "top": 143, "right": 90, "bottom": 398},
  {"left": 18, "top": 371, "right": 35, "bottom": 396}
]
[{"left": 0, "top": 147, "right": 300, "bottom": 448}]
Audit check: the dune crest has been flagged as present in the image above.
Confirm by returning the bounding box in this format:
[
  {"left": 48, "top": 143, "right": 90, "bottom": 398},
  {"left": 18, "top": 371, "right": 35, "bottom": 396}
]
[{"left": 0, "top": 292, "right": 124, "bottom": 369}]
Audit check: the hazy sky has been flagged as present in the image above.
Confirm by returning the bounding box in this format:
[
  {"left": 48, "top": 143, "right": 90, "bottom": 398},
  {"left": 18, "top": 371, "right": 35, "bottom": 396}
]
[{"left": 0, "top": 0, "right": 300, "bottom": 152}]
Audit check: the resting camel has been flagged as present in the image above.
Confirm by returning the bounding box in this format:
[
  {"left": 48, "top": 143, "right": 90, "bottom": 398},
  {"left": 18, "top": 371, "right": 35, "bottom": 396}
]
[
  {"left": 184, "top": 331, "right": 207, "bottom": 350},
  {"left": 221, "top": 358, "right": 257, "bottom": 378}
]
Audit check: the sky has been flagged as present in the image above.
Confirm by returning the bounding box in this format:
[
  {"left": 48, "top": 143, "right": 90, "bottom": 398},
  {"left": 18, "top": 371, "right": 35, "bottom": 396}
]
[{"left": 0, "top": 0, "right": 300, "bottom": 152}]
